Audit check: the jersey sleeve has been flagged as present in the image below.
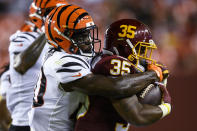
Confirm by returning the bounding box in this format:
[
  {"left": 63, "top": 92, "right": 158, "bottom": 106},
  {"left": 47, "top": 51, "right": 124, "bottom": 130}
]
[
  {"left": 9, "top": 31, "right": 40, "bottom": 54},
  {"left": 91, "top": 54, "right": 135, "bottom": 76},
  {"left": 51, "top": 53, "right": 92, "bottom": 84},
  {"left": 0, "top": 70, "right": 10, "bottom": 99}
]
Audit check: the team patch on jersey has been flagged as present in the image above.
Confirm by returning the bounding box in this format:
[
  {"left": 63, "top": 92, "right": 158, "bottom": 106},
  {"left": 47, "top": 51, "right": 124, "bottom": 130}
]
[{"left": 14, "top": 43, "right": 23, "bottom": 47}]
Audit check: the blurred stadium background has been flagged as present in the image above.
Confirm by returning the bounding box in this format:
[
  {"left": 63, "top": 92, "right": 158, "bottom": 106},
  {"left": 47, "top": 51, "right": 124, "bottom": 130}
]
[{"left": 0, "top": 0, "right": 196, "bottom": 130}]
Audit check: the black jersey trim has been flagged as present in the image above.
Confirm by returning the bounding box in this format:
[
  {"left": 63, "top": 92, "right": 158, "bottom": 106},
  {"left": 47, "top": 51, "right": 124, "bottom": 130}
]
[
  {"left": 57, "top": 68, "right": 81, "bottom": 73},
  {"left": 23, "top": 32, "right": 38, "bottom": 39},
  {"left": 11, "top": 40, "right": 24, "bottom": 43},
  {"left": 62, "top": 62, "right": 86, "bottom": 69},
  {"left": 60, "top": 55, "right": 89, "bottom": 68}
]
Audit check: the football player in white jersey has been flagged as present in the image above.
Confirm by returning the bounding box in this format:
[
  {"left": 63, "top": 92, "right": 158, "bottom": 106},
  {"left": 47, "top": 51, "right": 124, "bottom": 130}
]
[
  {"left": 7, "top": 0, "right": 68, "bottom": 131},
  {"left": 0, "top": 64, "right": 11, "bottom": 131},
  {"left": 29, "top": 4, "right": 165, "bottom": 131},
  {"left": 0, "top": 64, "right": 10, "bottom": 102},
  {"left": 8, "top": 23, "right": 45, "bottom": 131}
]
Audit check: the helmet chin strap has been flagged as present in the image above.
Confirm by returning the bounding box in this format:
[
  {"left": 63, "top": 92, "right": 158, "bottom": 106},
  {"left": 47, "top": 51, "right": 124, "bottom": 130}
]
[
  {"left": 102, "top": 47, "right": 119, "bottom": 56},
  {"left": 78, "top": 45, "right": 95, "bottom": 57},
  {"left": 136, "top": 64, "right": 146, "bottom": 72},
  {"left": 79, "top": 50, "right": 93, "bottom": 57},
  {"left": 113, "top": 47, "right": 119, "bottom": 55},
  {"left": 126, "top": 39, "right": 137, "bottom": 55},
  {"left": 102, "top": 49, "right": 114, "bottom": 55}
]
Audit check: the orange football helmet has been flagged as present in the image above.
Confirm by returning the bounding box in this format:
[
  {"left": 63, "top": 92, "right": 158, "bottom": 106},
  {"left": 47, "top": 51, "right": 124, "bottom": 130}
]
[
  {"left": 45, "top": 4, "right": 101, "bottom": 56},
  {"left": 29, "top": 0, "right": 68, "bottom": 31}
]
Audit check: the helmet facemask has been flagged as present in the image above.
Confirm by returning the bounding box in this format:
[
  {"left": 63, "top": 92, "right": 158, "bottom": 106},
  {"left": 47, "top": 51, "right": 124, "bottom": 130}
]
[
  {"left": 127, "top": 39, "right": 157, "bottom": 71},
  {"left": 70, "top": 25, "right": 101, "bottom": 57}
]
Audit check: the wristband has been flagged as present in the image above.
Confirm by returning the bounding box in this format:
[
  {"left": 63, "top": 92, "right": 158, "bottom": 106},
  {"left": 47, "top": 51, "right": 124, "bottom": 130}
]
[{"left": 158, "top": 103, "right": 171, "bottom": 118}]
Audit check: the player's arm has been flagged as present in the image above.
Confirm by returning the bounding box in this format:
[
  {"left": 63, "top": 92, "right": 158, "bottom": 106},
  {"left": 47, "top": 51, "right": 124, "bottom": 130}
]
[
  {"left": 111, "top": 82, "right": 171, "bottom": 126},
  {"left": 112, "top": 95, "right": 170, "bottom": 126},
  {"left": 61, "top": 70, "right": 159, "bottom": 99},
  {"left": 14, "top": 33, "right": 46, "bottom": 74},
  {"left": 112, "top": 96, "right": 161, "bottom": 126},
  {"left": 0, "top": 98, "right": 11, "bottom": 131},
  {"left": 0, "top": 67, "right": 11, "bottom": 131},
  {"left": 0, "top": 65, "right": 9, "bottom": 99}
]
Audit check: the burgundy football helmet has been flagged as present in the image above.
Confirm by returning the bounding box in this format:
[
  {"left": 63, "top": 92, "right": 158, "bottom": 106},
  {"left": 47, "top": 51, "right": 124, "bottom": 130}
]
[{"left": 103, "top": 19, "right": 157, "bottom": 71}]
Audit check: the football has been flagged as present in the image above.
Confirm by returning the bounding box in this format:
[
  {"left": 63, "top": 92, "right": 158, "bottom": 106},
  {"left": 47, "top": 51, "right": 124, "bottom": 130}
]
[{"left": 137, "top": 83, "right": 162, "bottom": 106}]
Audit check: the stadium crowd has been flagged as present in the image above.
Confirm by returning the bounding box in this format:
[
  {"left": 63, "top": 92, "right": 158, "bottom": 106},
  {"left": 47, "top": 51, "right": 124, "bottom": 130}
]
[{"left": 0, "top": 0, "right": 197, "bottom": 75}]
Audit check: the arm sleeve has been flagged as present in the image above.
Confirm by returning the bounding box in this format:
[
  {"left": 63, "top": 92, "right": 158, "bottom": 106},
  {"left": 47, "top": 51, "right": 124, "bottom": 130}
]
[
  {"left": 9, "top": 31, "right": 40, "bottom": 53},
  {"left": 51, "top": 54, "right": 92, "bottom": 84}
]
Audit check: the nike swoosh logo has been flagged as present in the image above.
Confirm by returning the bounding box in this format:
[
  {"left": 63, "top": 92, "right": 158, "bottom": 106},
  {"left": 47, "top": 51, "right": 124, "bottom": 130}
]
[
  {"left": 15, "top": 43, "right": 23, "bottom": 47},
  {"left": 72, "top": 72, "right": 82, "bottom": 77}
]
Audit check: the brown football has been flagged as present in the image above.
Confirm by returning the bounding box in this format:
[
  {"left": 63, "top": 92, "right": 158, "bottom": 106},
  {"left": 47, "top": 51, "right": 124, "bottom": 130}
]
[{"left": 137, "top": 83, "right": 162, "bottom": 106}]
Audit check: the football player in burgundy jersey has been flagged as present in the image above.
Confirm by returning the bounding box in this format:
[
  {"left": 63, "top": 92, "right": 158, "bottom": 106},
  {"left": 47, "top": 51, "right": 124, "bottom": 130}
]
[
  {"left": 29, "top": 4, "right": 164, "bottom": 131},
  {"left": 74, "top": 19, "right": 171, "bottom": 131}
]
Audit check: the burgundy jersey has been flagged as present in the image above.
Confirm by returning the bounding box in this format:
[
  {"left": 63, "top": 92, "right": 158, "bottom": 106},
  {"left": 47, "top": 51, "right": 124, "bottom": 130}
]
[{"left": 74, "top": 54, "right": 137, "bottom": 131}]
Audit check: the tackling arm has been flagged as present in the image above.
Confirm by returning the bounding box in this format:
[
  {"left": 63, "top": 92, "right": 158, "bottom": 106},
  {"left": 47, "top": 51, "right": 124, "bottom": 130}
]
[
  {"left": 14, "top": 33, "right": 46, "bottom": 74},
  {"left": 61, "top": 70, "right": 159, "bottom": 99}
]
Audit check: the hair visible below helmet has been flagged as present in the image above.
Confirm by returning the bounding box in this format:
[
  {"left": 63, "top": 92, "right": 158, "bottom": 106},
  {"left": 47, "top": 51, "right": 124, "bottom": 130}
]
[
  {"left": 29, "top": 0, "right": 68, "bottom": 31},
  {"left": 45, "top": 4, "right": 101, "bottom": 56},
  {"left": 104, "top": 19, "right": 157, "bottom": 71}
]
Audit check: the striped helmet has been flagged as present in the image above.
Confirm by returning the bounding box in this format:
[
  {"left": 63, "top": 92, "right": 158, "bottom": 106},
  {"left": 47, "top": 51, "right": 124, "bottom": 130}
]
[
  {"left": 29, "top": 0, "right": 68, "bottom": 31},
  {"left": 45, "top": 4, "right": 101, "bottom": 56}
]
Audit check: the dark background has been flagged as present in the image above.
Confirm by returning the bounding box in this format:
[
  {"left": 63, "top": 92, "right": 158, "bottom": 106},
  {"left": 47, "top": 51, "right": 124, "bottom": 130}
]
[{"left": 132, "top": 71, "right": 197, "bottom": 131}]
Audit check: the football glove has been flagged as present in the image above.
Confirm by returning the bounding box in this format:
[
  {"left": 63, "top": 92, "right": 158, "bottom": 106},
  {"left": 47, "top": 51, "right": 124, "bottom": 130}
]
[
  {"left": 156, "top": 62, "right": 169, "bottom": 79},
  {"left": 147, "top": 64, "right": 163, "bottom": 82}
]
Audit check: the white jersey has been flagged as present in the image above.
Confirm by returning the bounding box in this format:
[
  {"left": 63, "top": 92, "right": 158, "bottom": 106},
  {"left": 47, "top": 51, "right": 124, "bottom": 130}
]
[
  {"left": 7, "top": 31, "right": 48, "bottom": 126},
  {"left": 0, "top": 70, "right": 10, "bottom": 99},
  {"left": 29, "top": 49, "right": 91, "bottom": 131}
]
